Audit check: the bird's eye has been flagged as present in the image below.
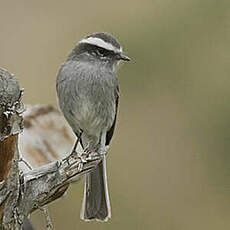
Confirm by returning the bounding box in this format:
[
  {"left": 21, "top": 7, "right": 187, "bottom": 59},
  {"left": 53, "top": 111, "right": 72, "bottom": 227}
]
[
  {"left": 91, "top": 47, "right": 111, "bottom": 58},
  {"left": 96, "top": 48, "right": 106, "bottom": 56}
]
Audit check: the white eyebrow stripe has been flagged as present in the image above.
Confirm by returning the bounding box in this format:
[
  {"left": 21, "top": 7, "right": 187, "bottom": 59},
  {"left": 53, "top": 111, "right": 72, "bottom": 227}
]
[{"left": 79, "top": 37, "right": 122, "bottom": 53}]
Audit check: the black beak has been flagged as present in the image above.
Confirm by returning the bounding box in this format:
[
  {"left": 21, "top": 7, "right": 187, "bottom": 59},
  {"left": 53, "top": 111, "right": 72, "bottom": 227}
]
[{"left": 117, "top": 53, "right": 131, "bottom": 61}]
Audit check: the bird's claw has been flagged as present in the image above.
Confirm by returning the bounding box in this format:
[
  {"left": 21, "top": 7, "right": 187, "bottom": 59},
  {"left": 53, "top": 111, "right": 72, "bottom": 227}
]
[
  {"left": 63, "top": 154, "right": 73, "bottom": 165},
  {"left": 98, "top": 145, "right": 109, "bottom": 156}
]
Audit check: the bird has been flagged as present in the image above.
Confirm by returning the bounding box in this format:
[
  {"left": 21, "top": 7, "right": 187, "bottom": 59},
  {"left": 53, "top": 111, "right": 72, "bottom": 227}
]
[{"left": 56, "top": 32, "right": 130, "bottom": 221}]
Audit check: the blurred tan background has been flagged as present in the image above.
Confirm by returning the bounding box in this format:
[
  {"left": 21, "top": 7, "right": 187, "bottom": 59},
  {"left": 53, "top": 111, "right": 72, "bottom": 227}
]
[{"left": 1, "top": 0, "right": 230, "bottom": 229}]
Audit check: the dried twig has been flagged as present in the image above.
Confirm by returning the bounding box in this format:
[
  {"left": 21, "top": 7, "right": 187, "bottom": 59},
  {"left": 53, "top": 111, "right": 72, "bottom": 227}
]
[{"left": 39, "top": 205, "right": 53, "bottom": 230}]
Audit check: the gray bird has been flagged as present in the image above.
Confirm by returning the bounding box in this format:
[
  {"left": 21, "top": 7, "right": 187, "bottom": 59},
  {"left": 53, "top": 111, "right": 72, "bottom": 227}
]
[{"left": 56, "top": 32, "right": 130, "bottom": 221}]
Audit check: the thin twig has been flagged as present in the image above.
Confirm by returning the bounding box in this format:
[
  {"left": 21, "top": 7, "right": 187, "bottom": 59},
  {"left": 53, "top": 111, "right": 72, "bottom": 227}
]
[
  {"left": 19, "top": 157, "right": 33, "bottom": 170},
  {"left": 39, "top": 205, "right": 53, "bottom": 230}
]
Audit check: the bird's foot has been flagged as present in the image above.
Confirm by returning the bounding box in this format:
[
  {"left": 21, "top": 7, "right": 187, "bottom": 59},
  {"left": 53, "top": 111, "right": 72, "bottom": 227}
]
[
  {"left": 98, "top": 145, "right": 109, "bottom": 156},
  {"left": 63, "top": 150, "right": 77, "bottom": 165},
  {"left": 64, "top": 147, "right": 101, "bottom": 172},
  {"left": 81, "top": 146, "right": 98, "bottom": 161},
  {"left": 74, "top": 153, "right": 88, "bottom": 172},
  {"left": 83, "top": 145, "right": 109, "bottom": 158},
  {"left": 64, "top": 152, "right": 87, "bottom": 172}
]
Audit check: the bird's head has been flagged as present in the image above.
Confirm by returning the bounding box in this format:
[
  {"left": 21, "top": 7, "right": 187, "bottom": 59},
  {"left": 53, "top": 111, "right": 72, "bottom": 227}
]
[{"left": 69, "top": 32, "right": 130, "bottom": 67}]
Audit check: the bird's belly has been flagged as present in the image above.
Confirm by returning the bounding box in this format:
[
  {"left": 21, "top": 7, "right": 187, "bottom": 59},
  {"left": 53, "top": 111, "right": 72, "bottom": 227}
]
[
  {"left": 71, "top": 98, "right": 115, "bottom": 136},
  {"left": 57, "top": 66, "right": 117, "bottom": 136}
]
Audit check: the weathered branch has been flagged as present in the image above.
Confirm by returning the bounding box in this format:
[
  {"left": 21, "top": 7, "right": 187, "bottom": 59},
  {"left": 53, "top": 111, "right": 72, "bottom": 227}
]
[
  {"left": 0, "top": 68, "right": 24, "bottom": 229},
  {"left": 0, "top": 67, "right": 102, "bottom": 230},
  {"left": 0, "top": 68, "right": 23, "bottom": 181}
]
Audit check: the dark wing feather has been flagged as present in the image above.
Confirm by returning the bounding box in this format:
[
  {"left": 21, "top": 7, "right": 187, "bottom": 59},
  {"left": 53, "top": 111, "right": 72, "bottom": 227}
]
[{"left": 106, "top": 87, "right": 119, "bottom": 145}]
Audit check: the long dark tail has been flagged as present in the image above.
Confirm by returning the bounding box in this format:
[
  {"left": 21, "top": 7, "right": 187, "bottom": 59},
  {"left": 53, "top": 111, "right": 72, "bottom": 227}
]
[{"left": 80, "top": 156, "right": 111, "bottom": 221}]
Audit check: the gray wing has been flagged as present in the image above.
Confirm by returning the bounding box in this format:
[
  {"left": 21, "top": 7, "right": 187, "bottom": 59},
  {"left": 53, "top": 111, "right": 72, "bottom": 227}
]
[
  {"left": 106, "top": 86, "right": 119, "bottom": 145},
  {"left": 56, "top": 62, "right": 82, "bottom": 136}
]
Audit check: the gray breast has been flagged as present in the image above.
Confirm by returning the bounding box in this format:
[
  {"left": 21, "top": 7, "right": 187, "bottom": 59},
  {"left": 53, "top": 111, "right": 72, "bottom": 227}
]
[{"left": 56, "top": 60, "right": 118, "bottom": 137}]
